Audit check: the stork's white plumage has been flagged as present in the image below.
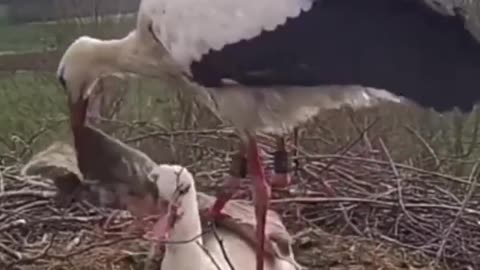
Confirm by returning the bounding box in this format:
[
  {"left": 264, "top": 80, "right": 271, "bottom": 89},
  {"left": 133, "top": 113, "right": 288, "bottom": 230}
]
[
  {"left": 148, "top": 164, "right": 300, "bottom": 270},
  {"left": 57, "top": 1, "right": 480, "bottom": 269}
]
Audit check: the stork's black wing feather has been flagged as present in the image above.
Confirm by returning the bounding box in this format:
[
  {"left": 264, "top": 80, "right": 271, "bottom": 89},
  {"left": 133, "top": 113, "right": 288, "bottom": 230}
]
[{"left": 189, "top": 0, "right": 480, "bottom": 112}]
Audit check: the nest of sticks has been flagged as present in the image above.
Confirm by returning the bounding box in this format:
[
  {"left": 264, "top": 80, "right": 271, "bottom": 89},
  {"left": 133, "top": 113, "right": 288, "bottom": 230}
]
[{"left": 0, "top": 116, "right": 479, "bottom": 270}]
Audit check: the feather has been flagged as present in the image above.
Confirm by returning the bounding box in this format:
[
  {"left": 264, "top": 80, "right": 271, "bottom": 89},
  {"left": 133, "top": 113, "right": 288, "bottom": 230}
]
[
  {"left": 142, "top": 0, "right": 313, "bottom": 68},
  {"left": 142, "top": 0, "right": 480, "bottom": 112}
]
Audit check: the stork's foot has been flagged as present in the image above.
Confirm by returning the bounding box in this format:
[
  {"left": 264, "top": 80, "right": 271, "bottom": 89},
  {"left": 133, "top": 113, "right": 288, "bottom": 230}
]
[
  {"left": 208, "top": 150, "right": 247, "bottom": 220},
  {"left": 207, "top": 176, "right": 240, "bottom": 221}
]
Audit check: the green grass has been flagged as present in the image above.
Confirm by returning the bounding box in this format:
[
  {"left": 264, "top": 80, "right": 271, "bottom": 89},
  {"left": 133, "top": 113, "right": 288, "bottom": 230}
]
[
  {"left": 0, "top": 15, "right": 136, "bottom": 52},
  {"left": 0, "top": 20, "right": 57, "bottom": 52},
  {"left": 0, "top": 72, "right": 69, "bottom": 156}
]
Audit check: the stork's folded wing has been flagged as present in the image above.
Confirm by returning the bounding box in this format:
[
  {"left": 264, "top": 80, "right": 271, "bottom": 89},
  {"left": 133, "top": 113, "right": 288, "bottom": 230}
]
[{"left": 21, "top": 141, "right": 82, "bottom": 186}]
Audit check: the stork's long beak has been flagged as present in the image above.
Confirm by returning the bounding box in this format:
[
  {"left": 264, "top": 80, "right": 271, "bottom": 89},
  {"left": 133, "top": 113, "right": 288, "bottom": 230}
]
[
  {"left": 57, "top": 68, "right": 90, "bottom": 130},
  {"left": 144, "top": 199, "right": 180, "bottom": 242},
  {"left": 68, "top": 92, "right": 90, "bottom": 173},
  {"left": 68, "top": 90, "right": 90, "bottom": 130}
]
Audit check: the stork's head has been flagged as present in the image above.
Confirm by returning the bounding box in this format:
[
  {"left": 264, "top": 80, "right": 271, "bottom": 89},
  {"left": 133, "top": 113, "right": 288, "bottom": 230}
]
[
  {"left": 58, "top": 31, "right": 182, "bottom": 129},
  {"left": 149, "top": 164, "right": 193, "bottom": 201},
  {"left": 57, "top": 36, "right": 114, "bottom": 127},
  {"left": 146, "top": 164, "right": 197, "bottom": 239}
]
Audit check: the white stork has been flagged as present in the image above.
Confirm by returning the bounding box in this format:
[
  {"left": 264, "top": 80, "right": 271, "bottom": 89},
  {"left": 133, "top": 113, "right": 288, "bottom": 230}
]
[{"left": 56, "top": 1, "right": 480, "bottom": 269}]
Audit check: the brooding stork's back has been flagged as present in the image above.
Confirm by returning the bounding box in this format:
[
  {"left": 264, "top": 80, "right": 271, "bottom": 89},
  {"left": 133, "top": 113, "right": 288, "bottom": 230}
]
[
  {"left": 145, "top": 0, "right": 480, "bottom": 116},
  {"left": 150, "top": 165, "right": 299, "bottom": 270}
]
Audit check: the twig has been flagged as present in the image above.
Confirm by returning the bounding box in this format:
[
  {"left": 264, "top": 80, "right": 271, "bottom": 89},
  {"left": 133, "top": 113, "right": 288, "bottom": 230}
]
[
  {"left": 338, "top": 203, "right": 364, "bottom": 236},
  {"left": 0, "top": 242, "right": 22, "bottom": 260},
  {"left": 5, "top": 233, "right": 57, "bottom": 269},
  {"left": 435, "top": 161, "right": 480, "bottom": 264},
  {"left": 0, "top": 169, "right": 4, "bottom": 193},
  {"left": 405, "top": 125, "right": 440, "bottom": 168},
  {"left": 211, "top": 222, "right": 236, "bottom": 270},
  {"left": 149, "top": 230, "right": 212, "bottom": 245},
  {"left": 196, "top": 241, "right": 222, "bottom": 270},
  {"left": 0, "top": 190, "right": 55, "bottom": 200},
  {"left": 379, "top": 139, "right": 416, "bottom": 223},
  {"left": 0, "top": 219, "right": 27, "bottom": 233}
]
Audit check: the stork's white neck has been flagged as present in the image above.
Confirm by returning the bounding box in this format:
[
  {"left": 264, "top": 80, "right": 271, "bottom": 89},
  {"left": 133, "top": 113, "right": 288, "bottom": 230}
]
[
  {"left": 87, "top": 31, "right": 184, "bottom": 83},
  {"left": 161, "top": 179, "right": 213, "bottom": 270}
]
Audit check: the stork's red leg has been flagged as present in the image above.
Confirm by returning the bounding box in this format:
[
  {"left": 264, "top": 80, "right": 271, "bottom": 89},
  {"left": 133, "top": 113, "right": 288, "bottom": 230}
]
[
  {"left": 209, "top": 137, "right": 270, "bottom": 270},
  {"left": 246, "top": 136, "right": 270, "bottom": 270},
  {"left": 209, "top": 144, "right": 247, "bottom": 219}
]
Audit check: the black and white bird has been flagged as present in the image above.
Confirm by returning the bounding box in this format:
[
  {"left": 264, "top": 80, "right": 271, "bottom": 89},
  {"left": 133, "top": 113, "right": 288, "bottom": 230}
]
[{"left": 56, "top": 0, "right": 480, "bottom": 269}]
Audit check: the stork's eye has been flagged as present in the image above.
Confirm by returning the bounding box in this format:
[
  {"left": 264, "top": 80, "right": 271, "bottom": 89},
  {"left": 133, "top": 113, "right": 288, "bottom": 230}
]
[
  {"left": 57, "top": 67, "right": 67, "bottom": 90},
  {"left": 58, "top": 75, "right": 67, "bottom": 90},
  {"left": 177, "top": 183, "right": 191, "bottom": 196},
  {"left": 148, "top": 23, "right": 161, "bottom": 43}
]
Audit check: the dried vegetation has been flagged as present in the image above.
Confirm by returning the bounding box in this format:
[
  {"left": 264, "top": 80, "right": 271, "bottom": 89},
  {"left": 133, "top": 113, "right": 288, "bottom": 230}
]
[{"left": 1, "top": 93, "right": 480, "bottom": 270}]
